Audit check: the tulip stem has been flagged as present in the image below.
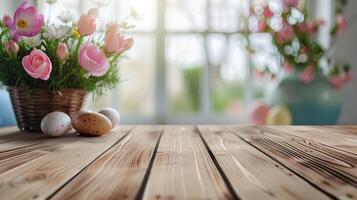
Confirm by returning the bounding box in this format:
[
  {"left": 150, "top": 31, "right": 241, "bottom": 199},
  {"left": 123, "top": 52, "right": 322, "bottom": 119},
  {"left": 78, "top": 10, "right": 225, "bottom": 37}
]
[
  {"left": 75, "top": 37, "right": 84, "bottom": 54},
  {"left": 59, "top": 63, "right": 63, "bottom": 78}
]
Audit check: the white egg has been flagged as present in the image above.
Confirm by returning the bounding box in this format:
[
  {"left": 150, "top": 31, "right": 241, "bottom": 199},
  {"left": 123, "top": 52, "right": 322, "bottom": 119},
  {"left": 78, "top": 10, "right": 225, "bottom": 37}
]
[
  {"left": 41, "top": 111, "right": 72, "bottom": 137},
  {"left": 98, "top": 108, "right": 120, "bottom": 129}
]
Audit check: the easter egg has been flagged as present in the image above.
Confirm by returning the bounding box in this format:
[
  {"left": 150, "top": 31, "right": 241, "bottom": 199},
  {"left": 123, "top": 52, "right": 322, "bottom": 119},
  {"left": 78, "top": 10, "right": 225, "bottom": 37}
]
[
  {"left": 71, "top": 110, "right": 93, "bottom": 125},
  {"left": 98, "top": 108, "right": 120, "bottom": 129},
  {"left": 266, "top": 105, "right": 292, "bottom": 125},
  {"left": 249, "top": 102, "right": 269, "bottom": 125},
  {"left": 41, "top": 112, "right": 71, "bottom": 137},
  {"left": 72, "top": 112, "right": 112, "bottom": 136}
]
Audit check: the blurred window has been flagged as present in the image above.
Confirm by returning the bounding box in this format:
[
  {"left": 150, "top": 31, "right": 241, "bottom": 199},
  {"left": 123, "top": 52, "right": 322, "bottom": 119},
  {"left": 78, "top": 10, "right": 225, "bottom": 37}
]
[{"left": 35, "top": 0, "right": 320, "bottom": 124}]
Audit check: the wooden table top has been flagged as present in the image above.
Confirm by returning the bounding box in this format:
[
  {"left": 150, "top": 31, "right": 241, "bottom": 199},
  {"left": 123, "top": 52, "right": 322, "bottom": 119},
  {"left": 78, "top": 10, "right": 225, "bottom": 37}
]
[{"left": 0, "top": 125, "right": 356, "bottom": 200}]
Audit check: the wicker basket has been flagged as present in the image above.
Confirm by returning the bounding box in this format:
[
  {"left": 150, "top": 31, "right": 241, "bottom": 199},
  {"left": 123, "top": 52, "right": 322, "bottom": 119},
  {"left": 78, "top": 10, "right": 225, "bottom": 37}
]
[{"left": 7, "top": 87, "right": 87, "bottom": 132}]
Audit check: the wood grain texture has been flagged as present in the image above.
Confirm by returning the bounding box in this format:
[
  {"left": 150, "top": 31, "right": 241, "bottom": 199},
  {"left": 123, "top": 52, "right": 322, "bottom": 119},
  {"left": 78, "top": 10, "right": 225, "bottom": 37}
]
[
  {"left": 0, "top": 126, "right": 132, "bottom": 200},
  {"left": 52, "top": 126, "right": 162, "bottom": 200},
  {"left": 1, "top": 125, "right": 357, "bottom": 200},
  {"left": 231, "top": 126, "right": 357, "bottom": 200},
  {"left": 198, "top": 125, "right": 330, "bottom": 200},
  {"left": 143, "top": 126, "right": 231, "bottom": 199},
  {"left": 265, "top": 126, "right": 357, "bottom": 154}
]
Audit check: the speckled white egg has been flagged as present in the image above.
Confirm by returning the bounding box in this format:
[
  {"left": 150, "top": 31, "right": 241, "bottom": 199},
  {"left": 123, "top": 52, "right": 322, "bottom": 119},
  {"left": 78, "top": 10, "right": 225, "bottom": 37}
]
[
  {"left": 98, "top": 108, "right": 120, "bottom": 129},
  {"left": 41, "top": 112, "right": 72, "bottom": 137}
]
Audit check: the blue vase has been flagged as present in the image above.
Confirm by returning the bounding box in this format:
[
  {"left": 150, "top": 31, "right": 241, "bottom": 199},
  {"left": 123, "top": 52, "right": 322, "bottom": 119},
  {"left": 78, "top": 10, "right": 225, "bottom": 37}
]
[
  {"left": 0, "top": 90, "right": 16, "bottom": 127},
  {"left": 266, "top": 72, "right": 342, "bottom": 125}
]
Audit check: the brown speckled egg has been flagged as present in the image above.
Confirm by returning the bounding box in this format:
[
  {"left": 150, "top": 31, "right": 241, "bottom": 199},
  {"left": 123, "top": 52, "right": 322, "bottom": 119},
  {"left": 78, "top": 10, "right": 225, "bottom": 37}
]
[
  {"left": 71, "top": 110, "right": 93, "bottom": 125},
  {"left": 72, "top": 112, "right": 112, "bottom": 136}
]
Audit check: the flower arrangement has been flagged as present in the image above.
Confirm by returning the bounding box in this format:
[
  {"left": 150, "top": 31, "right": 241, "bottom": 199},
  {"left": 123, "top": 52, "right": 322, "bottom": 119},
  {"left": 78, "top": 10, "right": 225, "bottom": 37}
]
[
  {"left": 251, "top": 0, "right": 354, "bottom": 88},
  {"left": 0, "top": 0, "right": 134, "bottom": 95}
]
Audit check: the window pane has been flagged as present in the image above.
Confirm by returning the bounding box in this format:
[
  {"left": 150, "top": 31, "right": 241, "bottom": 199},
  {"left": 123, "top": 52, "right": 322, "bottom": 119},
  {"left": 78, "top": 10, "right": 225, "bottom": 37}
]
[
  {"left": 165, "top": 0, "right": 207, "bottom": 31},
  {"left": 209, "top": 34, "right": 247, "bottom": 114},
  {"left": 209, "top": 0, "right": 250, "bottom": 32},
  {"left": 166, "top": 34, "right": 205, "bottom": 114},
  {"left": 38, "top": 0, "right": 81, "bottom": 25},
  {"left": 83, "top": 0, "right": 157, "bottom": 32},
  {"left": 87, "top": 35, "right": 155, "bottom": 114},
  {"left": 88, "top": 93, "right": 112, "bottom": 111},
  {"left": 116, "top": 35, "right": 156, "bottom": 115}
]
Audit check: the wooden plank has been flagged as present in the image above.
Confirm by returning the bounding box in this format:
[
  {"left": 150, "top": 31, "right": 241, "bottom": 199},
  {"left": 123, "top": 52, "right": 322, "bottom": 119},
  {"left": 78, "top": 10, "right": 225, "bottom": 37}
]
[
  {"left": 198, "top": 125, "right": 330, "bottom": 200},
  {"left": 143, "top": 126, "right": 232, "bottom": 199},
  {"left": 0, "top": 133, "right": 76, "bottom": 175},
  {"left": 52, "top": 126, "right": 162, "bottom": 200},
  {"left": 0, "top": 150, "right": 48, "bottom": 174},
  {"left": 231, "top": 126, "right": 357, "bottom": 200},
  {"left": 0, "top": 126, "right": 132, "bottom": 200},
  {"left": 264, "top": 126, "right": 357, "bottom": 154},
  {"left": 0, "top": 127, "right": 19, "bottom": 136},
  {"left": 259, "top": 126, "right": 357, "bottom": 175}
]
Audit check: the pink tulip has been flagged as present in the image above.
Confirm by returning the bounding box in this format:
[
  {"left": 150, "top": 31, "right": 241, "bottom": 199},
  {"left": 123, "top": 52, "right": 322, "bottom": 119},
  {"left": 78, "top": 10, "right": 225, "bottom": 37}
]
[
  {"left": 336, "top": 15, "right": 347, "bottom": 35},
  {"left": 298, "top": 66, "right": 314, "bottom": 83},
  {"left": 79, "top": 42, "right": 109, "bottom": 77},
  {"left": 22, "top": 49, "right": 52, "bottom": 80},
  {"left": 104, "top": 30, "right": 127, "bottom": 53},
  {"left": 106, "top": 22, "right": 120, "bottom": 33},
  {"left": 56, "top": 42, "right": 69, "bottom": 62},
  {"left": 124, "top": 38, "right": 134, "bottom": 51},
  {"left": 78, "top": 8, "right": 98, "bottom": 36},
  {"left": 4, "top": 0, "right": 44, "bottom": 41},
  {"left": 5, "top": 40, "right": 19, "bottom": 58}
]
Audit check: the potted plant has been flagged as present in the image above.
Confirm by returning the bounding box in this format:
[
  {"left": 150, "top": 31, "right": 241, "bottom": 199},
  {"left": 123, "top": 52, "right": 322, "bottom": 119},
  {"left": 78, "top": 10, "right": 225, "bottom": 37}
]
[
  {"left": 250, "top": 0, "right": 354, "bottom": 125},
  {"left": 0, "top": 0, "right": 134, "bottom": 132}
]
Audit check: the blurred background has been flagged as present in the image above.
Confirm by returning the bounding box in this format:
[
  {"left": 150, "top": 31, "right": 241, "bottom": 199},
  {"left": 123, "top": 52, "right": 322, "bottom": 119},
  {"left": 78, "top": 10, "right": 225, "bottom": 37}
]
[{"left": 1, "top": 0, "right": 357, "bottom": 124}]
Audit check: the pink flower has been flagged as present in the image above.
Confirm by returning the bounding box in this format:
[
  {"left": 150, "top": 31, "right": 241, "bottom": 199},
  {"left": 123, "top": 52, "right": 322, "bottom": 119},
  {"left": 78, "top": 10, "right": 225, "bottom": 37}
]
[
  {"left": 124, "top": 38, "right": 134, "bottom": 51},
  {"left": 104, "top": 31, "right": 127, "bottom": 53},
  {"left": 4, "top": 0, "right": 44, "bottom": 41},
  {"left": 2, "top": 15, "right": 13, "bottom": 27},
  {"left": 263, "top": 7, "right": 274, "bottom": 18},
  {"left": 78, "top": 8, "right": 98, "bottom": 36},
  {"left": 258, "top": 20, "right": 267, "bottom": 32},
  {"left": 5, "top": 40, "right": 19, "bottom": 58},
  {"left": 283, "top": 0, "right": 299, "bottom": 8},
  {"left": 328, "top": 75, "right": 345, "bottom": 89},
  {"left": 79, "top": 42, "right": 109, "bottom": 77},
  {"left": 276, "top": 24, "right": 294, "bottom": 44},
  {"left": 22, "top": 49, "right": 52, "bottom": 80},
  {"left": 298, "top": 66, "right": 314, "bottom": 83},
  {"left": 283, "top": 62, "right": 294, "bottom": 73},
  {"left": 56, "top": 42, "right": 68, "bottom": 62},
  {"left": 342, "top": 72, "right": 352, "bottom": 82},
  {"left": 336, "top": 15, "right": 347, "bottom": 35},
  {"left": 106, "top": 22, "right": 120, "bottom": 33},
  {"left": 329, "top": 72, "right": 352, "bottom": 89},
  {"left": 299, "top": 19, "right": 324, "bottom": 35}
]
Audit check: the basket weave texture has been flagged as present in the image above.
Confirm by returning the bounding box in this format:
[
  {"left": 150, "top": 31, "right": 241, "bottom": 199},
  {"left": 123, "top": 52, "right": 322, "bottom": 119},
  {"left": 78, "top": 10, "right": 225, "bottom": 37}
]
[{"left": 7, "top": 87, "right": 87, "bottom": 132}]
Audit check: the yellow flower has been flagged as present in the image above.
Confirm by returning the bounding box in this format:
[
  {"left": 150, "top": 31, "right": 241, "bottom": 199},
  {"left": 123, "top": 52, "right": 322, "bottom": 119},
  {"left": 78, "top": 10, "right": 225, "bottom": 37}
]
[{"left": 72, "top": 28, "right": 80, "bottom": 38}]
